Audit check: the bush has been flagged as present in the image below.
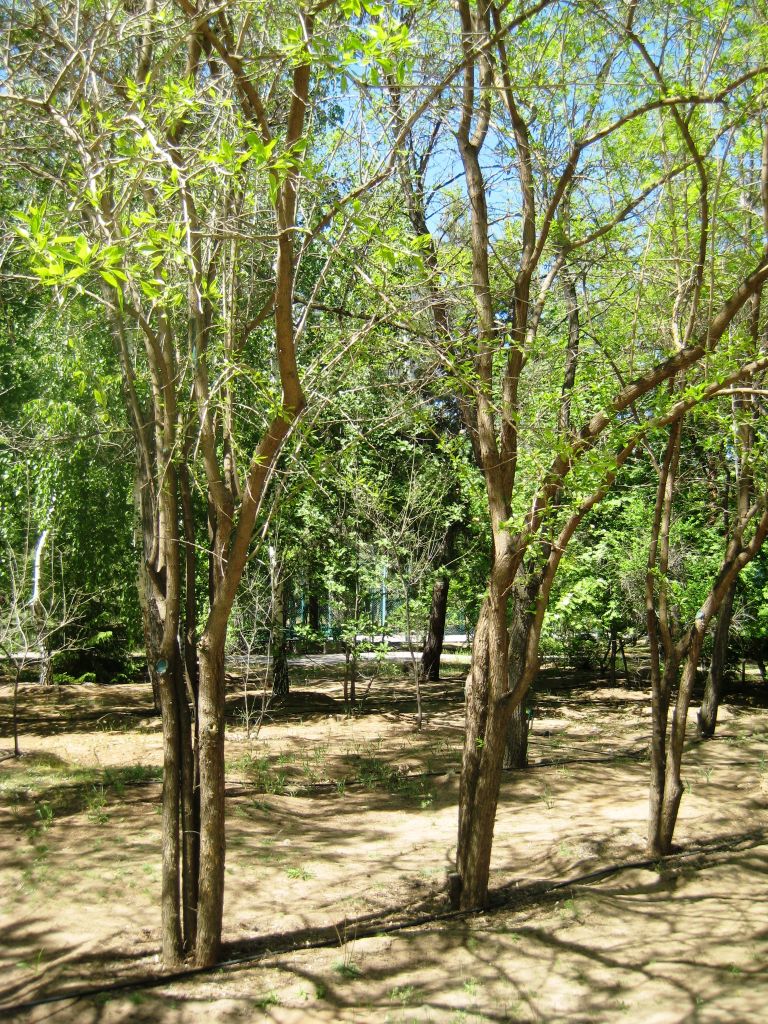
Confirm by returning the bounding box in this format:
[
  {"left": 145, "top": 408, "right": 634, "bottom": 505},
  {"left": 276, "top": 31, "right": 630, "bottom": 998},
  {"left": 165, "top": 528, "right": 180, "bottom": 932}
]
[{"left": 53, "top": 622, "right": 133, "bottom": 683}]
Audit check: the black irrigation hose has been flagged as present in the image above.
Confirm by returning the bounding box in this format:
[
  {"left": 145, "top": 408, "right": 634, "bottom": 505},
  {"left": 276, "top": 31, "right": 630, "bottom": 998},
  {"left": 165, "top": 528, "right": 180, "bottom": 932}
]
[{"left": 3, "top": 827, "right": 766, "bottom": 1019}]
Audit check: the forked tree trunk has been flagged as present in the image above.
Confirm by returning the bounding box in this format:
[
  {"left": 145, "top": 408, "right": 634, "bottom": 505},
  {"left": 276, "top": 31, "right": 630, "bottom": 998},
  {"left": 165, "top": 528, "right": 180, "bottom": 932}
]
[
  {"left": 697, "top": 581, "right": 736, "bottom": 738},
  {"left": 421, "top": 575, "right": 449, "bottom": 681}
]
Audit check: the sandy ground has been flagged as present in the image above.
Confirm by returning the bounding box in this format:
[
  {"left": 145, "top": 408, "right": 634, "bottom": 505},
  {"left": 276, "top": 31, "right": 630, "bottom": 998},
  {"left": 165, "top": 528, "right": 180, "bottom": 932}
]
[{"left": 1, "top": 663, "right": 767, "bottom": 1023}]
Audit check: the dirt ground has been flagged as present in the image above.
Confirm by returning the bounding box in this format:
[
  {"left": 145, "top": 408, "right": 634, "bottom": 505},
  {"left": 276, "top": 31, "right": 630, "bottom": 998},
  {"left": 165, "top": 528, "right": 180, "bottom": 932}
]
[{"left": 1, "top": 657, "right": 767, "bottom": 1023}]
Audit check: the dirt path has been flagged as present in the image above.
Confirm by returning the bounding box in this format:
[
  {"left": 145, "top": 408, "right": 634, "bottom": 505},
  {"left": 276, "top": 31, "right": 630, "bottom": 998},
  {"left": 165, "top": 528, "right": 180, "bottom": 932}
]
[{"left": 1, "top": 669, "right": 767, "bottom": 1022}]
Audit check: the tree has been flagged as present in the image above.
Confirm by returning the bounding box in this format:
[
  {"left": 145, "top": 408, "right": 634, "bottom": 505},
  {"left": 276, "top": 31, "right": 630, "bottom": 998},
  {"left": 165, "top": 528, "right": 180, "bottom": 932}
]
[
  {"left": 645, "top": 413, "right": 768, "bottom": 855},
  {"left": 378, "top": 0, "right": 768, "bottom": 908},
  {"left": 0, "top": 531, "right": 88, "bottom": 756},
  {"left": 3, "top": 0, "right": 426, "bottom": 965}
]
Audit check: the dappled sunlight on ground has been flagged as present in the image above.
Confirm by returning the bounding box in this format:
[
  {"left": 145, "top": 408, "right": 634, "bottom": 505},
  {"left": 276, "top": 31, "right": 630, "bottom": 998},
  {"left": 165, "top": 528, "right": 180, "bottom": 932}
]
[{"left": 1, "top": 662, "right": 767, "bottom": 1022}]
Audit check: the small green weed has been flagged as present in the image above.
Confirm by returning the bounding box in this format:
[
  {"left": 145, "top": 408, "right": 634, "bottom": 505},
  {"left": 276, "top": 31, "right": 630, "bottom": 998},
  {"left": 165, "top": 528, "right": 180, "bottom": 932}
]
[
  {"left": 333, "top": 960, "right": 362, "bottom": 979},
  {"left": 560, "top": 897, "right": 580, "bottom": 920},
  {"left": 233, "top": 757, "right": 286, "bottom": 794},
  {"left": 286, "top": 866, "right": 313, "bottom": 881},
  {"left": 36, "top": 802, "right": 54, "bottom": 826},
  {"left": 390, "top": 984, "right": 416, "bottom": 1006},
  {"left": 16, "top": 949, "right": 45, "bottom": 973},
  {"left": 355, "top": 757, "right": 434, "bottom": 807},
  {"left": 254, "top": 991, "right": 280, "bottom": 1009},
  {"left": 86, "top": 786, "right": 109, "bottom": 824}
]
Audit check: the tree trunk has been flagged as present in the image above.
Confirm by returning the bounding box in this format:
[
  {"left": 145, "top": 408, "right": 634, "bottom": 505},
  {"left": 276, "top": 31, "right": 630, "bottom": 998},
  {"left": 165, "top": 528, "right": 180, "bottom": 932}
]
[
  {"left": 697, "top": 581, "right": 736, "bottom": 738},
  {"left": 503, "top": 703, "right": 529, "bottom": 769},
  {"left": 455, "top": 586, "right": 512, "bottom": 909},
  {"left": 618, "top": 635, "right": 630, "bottom": 680},
  {"left": 136, "top": 457, "right": 201, "bottom": 962},
  {"left": 658, "top": 631, "right": 707, "bottom": 852},
  {"left": 173, "top": 643, "right": 198, "bottom": 950},
  {"left": 647, "top": 657, "right": 679, "bottom": 857},
  {"left": 38, "top": 642, "right": 53, "bottom": 687},
  {"left": 269, "top": 546, "right": 289, "bottom": 697},
  {"left": 12, "top": 662, "right": 21, "bottom": 757},
  {"left": 308, "top": 593, "right": 320, "bottom": 632},
  {"left": 195, "top": 632, "right": 226, "bottom": 967},
  {"left": 156, "top": 657, "right": 184, "bottom": 966},
  {"left": 503, "top": 583, "right": 536, "bottom": 770},
  {"left": 421, "top": 575, "right": 449, "bottom": 682},
  {"left": 609, "top": 623, "right": 618, "bottom": 684}
]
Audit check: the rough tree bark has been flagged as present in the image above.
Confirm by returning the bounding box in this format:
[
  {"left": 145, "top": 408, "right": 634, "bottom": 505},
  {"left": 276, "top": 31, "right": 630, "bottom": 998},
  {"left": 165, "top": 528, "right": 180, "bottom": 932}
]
[
  {"left": 503, "top": 580, "right": 538, "bottom": 769},
  {"left": 697, "top": 581, "right": 736, "bottom": 738},
  {"left": 269, "top": 544, "right": 290, "bottom": 697},
  {"left": 421, "top": 575, "right": 450, "bottom": 682},
  {"left": 456, "top": 581, "right": 513, "bottom": 909},
  {"left": 420, "top": 519, "right": 461, "bottom": 682}
]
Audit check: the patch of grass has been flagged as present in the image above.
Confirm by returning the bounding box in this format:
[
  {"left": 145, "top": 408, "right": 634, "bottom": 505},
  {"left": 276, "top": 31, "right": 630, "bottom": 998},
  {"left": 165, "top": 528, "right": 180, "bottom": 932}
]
[
  {"left": 103, "top": 765, "right": 162, "bottom": 790},
  {"left": 354, "top": 757, "right": 434, "bottom": 807},
  {"left": 559, "top": 897, "right": 581, "bottom": 920},
  {"left": 85, "top": 785, "right": 109, "bottom": 824},
  {"left": 300, "top": 744, "right": 330, "bottom": 784},
  {"left": 462, "top": 978, "right": 480, "bottom": 998},
  {"left": 231, "top": 753, "right": 287, "bottom": 795},
  {"left": 0, "top": 763, "right": 161, "bottom": 823},
  {"left": 333, "top": 960, "right": 362, "bottom": 979},
  {"left": 286, "top": 865, "right": 313, "bottom": 881},
  {"left": 254, "top": 991, "right": 280, "bottom": 1009},
  {"left": 390, "top": 984, "right": 416, "bottom": 1006},
  {"left": 16, "top": 949, "right": 45, "bottom": 973},
  {"left": 35, "top": 802, "right": 54, "bottom": 829}
]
